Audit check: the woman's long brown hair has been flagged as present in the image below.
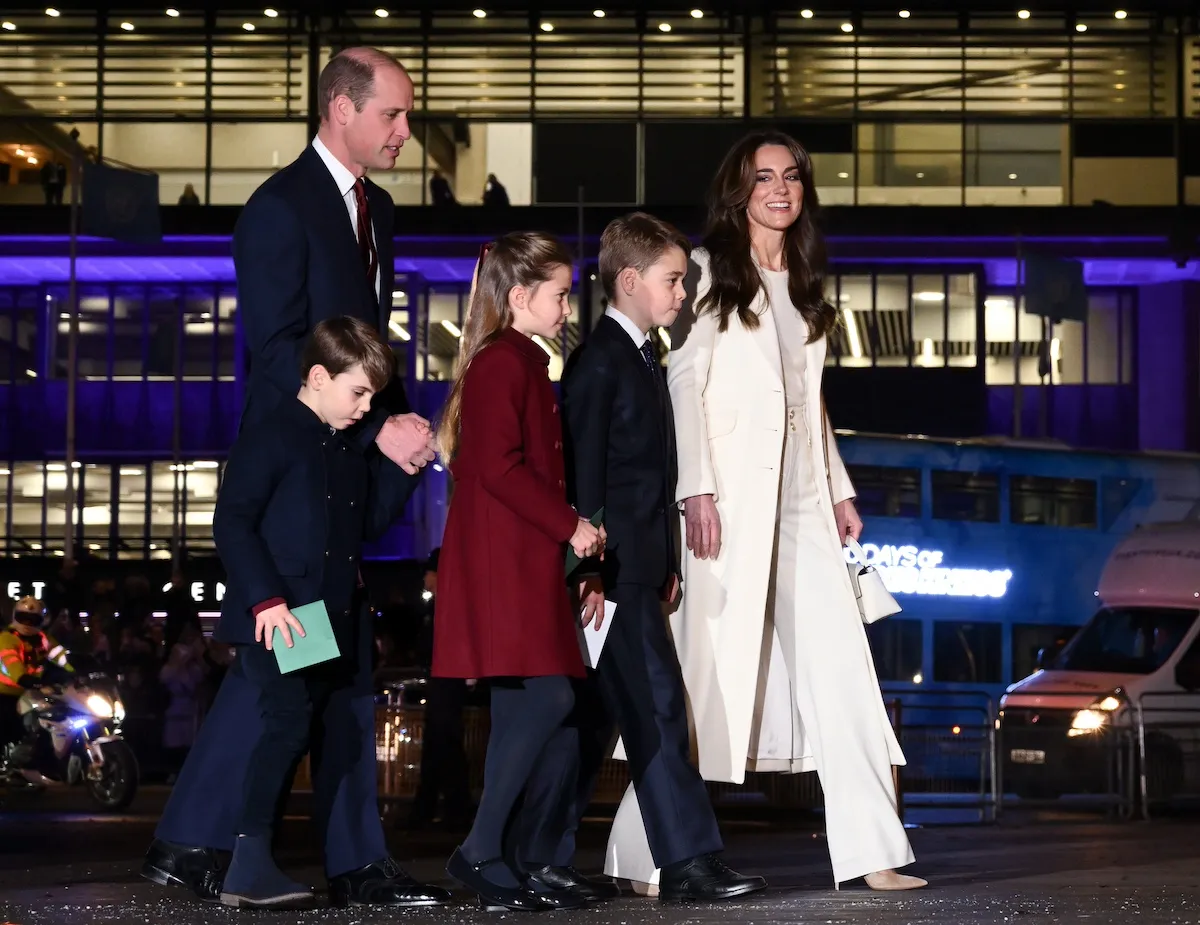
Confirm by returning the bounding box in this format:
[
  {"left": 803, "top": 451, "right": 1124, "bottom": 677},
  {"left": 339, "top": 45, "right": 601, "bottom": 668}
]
[
  {"left": 698, "top": 130, "right": 835, "bottom": 342},
  {"left": 435, "top": 232, "right": 573, "bottom": 463}
]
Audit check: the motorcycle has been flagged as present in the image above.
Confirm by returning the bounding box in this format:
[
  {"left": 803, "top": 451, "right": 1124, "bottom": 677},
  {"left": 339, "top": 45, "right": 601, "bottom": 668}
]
[{"left": 1, "top": 672, "right": 139, "bottom": 811}]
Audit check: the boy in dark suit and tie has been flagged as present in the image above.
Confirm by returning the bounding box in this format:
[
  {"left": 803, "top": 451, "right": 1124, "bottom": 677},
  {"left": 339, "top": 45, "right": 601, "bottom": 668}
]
[
  {"left": 210, "top": 317, "right": 416, "bottom": 908},
  {"left": 527, "top": 213, "right": 766, "bottom": 903}
]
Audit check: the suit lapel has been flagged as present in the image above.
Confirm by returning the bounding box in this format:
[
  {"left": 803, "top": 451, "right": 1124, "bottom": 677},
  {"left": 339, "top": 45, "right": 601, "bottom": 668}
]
[
  {"left": 598, "top": 316, "right": 670, "bottom": 455},
  {"left": 368, "top": 181, "right": 393, "bottom": 326},
  {"left": 302, "top": 147, "right": 376, "bottom": 319}
]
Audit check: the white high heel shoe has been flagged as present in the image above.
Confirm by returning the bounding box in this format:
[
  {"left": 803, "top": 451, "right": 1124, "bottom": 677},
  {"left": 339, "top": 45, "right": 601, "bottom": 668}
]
[{"left": 835, "top": 869, "right": 928, "bottom": 891}]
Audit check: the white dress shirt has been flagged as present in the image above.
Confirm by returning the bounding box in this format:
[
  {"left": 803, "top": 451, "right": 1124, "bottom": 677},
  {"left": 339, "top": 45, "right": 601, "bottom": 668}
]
[
  {"left": 604, "top": 306, "right": 649, "bottom": 349},
  {"left": 311, "top": 135, "right": 382, "bottom": 303}
]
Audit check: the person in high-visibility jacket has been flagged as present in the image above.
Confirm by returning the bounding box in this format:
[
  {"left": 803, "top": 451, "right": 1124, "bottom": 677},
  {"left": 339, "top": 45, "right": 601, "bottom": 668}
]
[{"left": 0, "top": 596, "right": 73, "bottom": 754}]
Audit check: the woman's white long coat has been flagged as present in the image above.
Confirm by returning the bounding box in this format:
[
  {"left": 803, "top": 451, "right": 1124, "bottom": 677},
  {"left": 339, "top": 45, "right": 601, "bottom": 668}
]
[{"left": 665, "top": 248, "right": 904, "bottom": 784}]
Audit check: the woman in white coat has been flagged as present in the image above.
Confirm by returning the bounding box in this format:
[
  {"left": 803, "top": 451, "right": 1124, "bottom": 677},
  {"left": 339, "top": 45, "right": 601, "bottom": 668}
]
[{"left": 604, "top": 130, "right": 925, "bottom": 892}]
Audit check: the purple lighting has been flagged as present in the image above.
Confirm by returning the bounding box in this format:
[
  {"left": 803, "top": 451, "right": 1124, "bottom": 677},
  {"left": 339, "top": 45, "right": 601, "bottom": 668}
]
[
  {"left": 1, "top": 255, "right": 1199, "bottom": 287},
  {"left": 0, "top": 256, "right": 488, "bottom": 285}
]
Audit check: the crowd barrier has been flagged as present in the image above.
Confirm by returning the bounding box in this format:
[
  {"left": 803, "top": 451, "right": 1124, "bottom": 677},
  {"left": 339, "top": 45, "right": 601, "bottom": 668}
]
[{"left": 295, "top": 685, "right": 1200, "bottom": 823}]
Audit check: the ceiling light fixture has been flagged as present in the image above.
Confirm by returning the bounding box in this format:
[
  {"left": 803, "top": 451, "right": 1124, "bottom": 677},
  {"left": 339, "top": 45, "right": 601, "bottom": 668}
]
[
  {"left": 899, "top": 10, "right": 911, "bottom": 18},
  {"left": 659, "top": 22, "right": 671, "bottom": 32},
  {"left": 242, "top": 21, "right": 255, "bottom": 30},
  {"left": 540, "top": 21, "right": 554, "bottom": 31},
  {"left": 2, "top": 20, "right": 16, "bottom": 30},
  {"left": 1076, "top": 22, "right": 1087, "bottom": 31},
  {"left": 472, "top": 8, "right": 486, "bottom": 17},
  {"left": 120, "top": 21, "right": 134, "bottom": 30},
  {"left": 166, "top": 8, "right": 180, "bottom": 17},
  {"left": 1114, "top": 10, "right": 1128, "bottom": 19},
  {"left": 840, "top": 21, "right": 853, "bottom": 32},
  {"left": 1017, "top": 9, "right": 1031, "bottom": 20},
  {"left": 800, "top": 9, "right": 814, "bottom": 19},
  {"left": 264, "top": 8, "right": 278, "bottom": 17},
  {"left": 593, "top": 9, "right": 605, "bottom": 17},
  {"left": 690, "top": 9, "right": 704, "bottom": 17}
]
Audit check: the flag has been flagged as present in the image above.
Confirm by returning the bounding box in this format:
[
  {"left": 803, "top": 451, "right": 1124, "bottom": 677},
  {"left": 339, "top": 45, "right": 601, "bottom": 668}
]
[
  {"left": 81, "top": 162, "right": 162, "bottom": 244},
  {"left": 1024, "top": 254, "right": 1087, "bottom": 322}
]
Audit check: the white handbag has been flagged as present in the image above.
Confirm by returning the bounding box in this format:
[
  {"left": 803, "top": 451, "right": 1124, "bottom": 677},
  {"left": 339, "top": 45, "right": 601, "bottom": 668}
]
[{"left": 844, "top": 536, "right": 902, "bottom": 624}]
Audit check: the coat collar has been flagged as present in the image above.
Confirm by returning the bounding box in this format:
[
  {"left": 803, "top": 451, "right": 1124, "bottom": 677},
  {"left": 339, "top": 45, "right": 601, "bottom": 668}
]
[{"left": 498, "top": 326, "right": 550, "bottom": 367}]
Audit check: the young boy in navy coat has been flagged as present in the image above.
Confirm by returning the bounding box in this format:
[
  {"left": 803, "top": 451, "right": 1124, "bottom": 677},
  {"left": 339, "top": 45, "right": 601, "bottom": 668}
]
[{"left": 211, "top": 316, "right": 415, "bottom": 908}]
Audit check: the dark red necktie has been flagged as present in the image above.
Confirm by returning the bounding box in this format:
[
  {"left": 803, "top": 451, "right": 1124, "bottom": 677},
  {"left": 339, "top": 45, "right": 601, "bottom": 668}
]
[{"left": 353, "top": 178, "right": 378, "bottom": 287}]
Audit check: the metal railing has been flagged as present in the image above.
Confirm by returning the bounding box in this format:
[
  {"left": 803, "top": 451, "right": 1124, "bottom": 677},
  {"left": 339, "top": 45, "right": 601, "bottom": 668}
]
[
  {"left": 883, "top": 689, "right": 998, "bottom": 824},
  {"left": 292, "top": 685, "right": 1200, "bottom": 825},
  {"left": 996, "top": 690, "right": 1139, "bottom": 818},
  {"left": 1134, "top": 693, "right": 1200, "bottom": 820}
]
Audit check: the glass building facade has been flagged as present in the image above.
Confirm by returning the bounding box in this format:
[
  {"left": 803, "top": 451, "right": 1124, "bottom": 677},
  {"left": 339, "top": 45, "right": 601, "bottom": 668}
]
[
  {"left": 1, "top": 3, "right": 1198, "bottom": 563},
  {"left": 2, "top": 6, "right": 1199, "bottom": 207}
]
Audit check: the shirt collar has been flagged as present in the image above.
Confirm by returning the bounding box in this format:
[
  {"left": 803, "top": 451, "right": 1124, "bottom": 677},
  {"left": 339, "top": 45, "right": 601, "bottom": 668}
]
[
  {"left": 312, "top": 135, "right": 359, "bottom": 199},
  {"left": 604, "top": 306, "right": 649, "bottom": 347}
]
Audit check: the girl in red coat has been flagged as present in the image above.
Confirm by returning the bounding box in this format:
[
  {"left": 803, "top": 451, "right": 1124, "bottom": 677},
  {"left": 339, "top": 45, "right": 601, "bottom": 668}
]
[{"left": 433, "top": 232, "right": 604, "bottom": 911}]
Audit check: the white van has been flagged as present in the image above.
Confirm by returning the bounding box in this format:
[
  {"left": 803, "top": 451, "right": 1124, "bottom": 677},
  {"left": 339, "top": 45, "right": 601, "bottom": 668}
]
[{"left": 999, "top": 522, "right": 1200, "bottom": 800}]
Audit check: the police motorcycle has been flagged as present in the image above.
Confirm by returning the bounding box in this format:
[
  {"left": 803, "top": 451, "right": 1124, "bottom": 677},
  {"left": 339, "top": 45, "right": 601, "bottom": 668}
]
[{"left": 1, "top": 669, "right": 139, "bottom": 811}]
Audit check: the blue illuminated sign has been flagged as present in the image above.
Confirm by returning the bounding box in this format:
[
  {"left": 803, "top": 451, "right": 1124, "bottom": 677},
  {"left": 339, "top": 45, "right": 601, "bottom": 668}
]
[{"left": 844, "top": 543, "right": 1013, "bottom": 599}]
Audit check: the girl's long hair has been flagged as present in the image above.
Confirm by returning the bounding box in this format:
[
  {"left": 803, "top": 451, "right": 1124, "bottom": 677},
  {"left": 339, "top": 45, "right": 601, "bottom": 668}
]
[
  {"left": 698, "top": 129, "right": 835, "bottom": 342},
  {"left": 436, "top": 231, "right": 573, "bottom": 463}
]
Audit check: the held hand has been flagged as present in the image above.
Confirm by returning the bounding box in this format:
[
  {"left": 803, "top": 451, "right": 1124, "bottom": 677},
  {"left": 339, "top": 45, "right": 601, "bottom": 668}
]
[
  {"left": 683, "top": 494, "right": 722, "bottom": 560},
  {"left": 376, "top": 413, "right": 436, "bottom": 475},
  {"left": 254, "top": 602, "right": 306, "bottom": 651},
  {"left": 578, "top": 576, "right": 606, "bottom": 629},
  {"left": 569, "top": 518, "right": 604, "bottom": 559},
  {"left": 834, "top": 498, "right": 863, "bottom": 544},
  {"left": 660, "top": 572, "right": 681, "bottom": 606}
]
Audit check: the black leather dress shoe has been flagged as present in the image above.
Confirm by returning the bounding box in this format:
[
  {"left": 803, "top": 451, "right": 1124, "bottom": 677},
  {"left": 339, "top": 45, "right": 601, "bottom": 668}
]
[
  {"left": 526, "top": 865, "right": 621, "bottom": 902},
  {"left": 140, "top": 839, "right": 226, "bottom": 902},
  {"left": 659, "top": 854, "right": 767, "bottom": 904},
  {"left": 328, "top": 857, "right": 452, "bottom": 908},
  {"left": 445, "top": 847, "right": 549, "bottom": 912}
]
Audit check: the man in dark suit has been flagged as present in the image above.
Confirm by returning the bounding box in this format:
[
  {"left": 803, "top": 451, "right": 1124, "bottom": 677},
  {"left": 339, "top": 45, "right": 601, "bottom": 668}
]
[
  {"left": 142, "top": 47, "right": 447, "bottom": 908},
  {"left": 519, "top": 214, "right": 766, "bottom": 904}
]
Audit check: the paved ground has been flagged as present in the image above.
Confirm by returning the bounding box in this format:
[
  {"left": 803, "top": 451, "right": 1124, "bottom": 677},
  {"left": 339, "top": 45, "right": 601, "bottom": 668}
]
[{"left": 0, "top": 788, "right": 1198, "bottom": 924}]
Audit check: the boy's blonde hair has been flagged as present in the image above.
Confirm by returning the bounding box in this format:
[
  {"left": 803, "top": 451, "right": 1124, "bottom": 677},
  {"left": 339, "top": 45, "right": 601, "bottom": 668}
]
[{"left": 598, "top": 212, "right": 691, "bottom": 302}]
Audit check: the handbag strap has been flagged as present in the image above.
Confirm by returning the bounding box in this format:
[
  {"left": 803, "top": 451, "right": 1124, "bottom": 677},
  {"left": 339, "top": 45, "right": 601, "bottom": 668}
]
[{"left": 844, "top": 535, "right": 867, "bottom": 564}]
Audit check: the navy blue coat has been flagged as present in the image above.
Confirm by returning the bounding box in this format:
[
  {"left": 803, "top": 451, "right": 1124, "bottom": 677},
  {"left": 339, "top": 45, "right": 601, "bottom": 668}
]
[
  {"left": 232, "top": 144, "right": 407, "bottom": 445},
  {"left": 211, "top": 398, "right": 414, "bottom": 649}
]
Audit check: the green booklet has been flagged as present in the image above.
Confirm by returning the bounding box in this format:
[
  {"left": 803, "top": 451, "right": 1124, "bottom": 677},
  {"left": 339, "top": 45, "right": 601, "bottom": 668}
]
[
  {"left": 565, "top": 507, "right": 605, "bottom": 577},
  {"left": 272, "top": 600, "right": 341, "bottom": 674}
]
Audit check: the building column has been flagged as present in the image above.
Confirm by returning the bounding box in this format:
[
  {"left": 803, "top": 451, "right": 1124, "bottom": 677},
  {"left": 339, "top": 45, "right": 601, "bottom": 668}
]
[{"left": 1136, "top": 280, "right": 1200, "bottom": 452}]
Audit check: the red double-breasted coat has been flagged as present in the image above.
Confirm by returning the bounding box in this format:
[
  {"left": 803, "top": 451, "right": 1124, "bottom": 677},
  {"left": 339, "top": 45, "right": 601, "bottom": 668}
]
[{"left": 432, "top": 327, "right": 585, "bottom": 680}]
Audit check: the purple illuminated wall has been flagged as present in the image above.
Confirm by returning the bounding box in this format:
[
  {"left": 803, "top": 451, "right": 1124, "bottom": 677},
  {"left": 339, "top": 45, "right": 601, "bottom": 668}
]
[{"left": 1136, "top": 282, "right": 1200, "bottom": 452}]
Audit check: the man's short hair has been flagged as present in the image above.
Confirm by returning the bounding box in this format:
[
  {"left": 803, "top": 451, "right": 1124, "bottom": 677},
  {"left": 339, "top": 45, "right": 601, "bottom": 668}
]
[
  {"left": 598, "top": 212, "right": 692, "bottom": 302},
  {"left": 301, "top": 317, "right": 395, "bottom": 391},
  {"left": 317, "top": 47, "right": 404, "bottom": 121}
]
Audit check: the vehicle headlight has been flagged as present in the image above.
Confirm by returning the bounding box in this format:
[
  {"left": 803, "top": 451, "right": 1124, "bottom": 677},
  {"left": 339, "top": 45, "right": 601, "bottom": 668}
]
[
  {"left": 113, "top": 700, "right": 125, "bottom": 722},
  {"left": 1069, "top": 708, "right": 1107, "bottom": 736},
  {"left": 85, "top": 693, "right": 114, "bottom": 718},
  {"left": 1096, "top": 695, "right": 1122, "bottom": 712}
]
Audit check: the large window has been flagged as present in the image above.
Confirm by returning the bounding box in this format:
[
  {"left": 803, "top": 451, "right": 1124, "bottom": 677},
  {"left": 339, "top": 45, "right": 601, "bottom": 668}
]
[
  {"left": 932, "top": 471, "right": 1000, "bottom": 523},
  {"left": 983, "top": 288, "right": 1136, "bottom": 386},
  {"left": 0, "top": 458, "right": 222, "bottom": 560},
  {"left": 1010, "top": 476, "right": 1098, "bottom": 528},
  {"left": 933, "top": 621, "right": 1002, "bottom": 684},
  {"left": 867, "top": 619, "right": 924, "bottom": 683},
  {"left": 847, "top": 465, "right": 921, "bottom": 518},
  {"left": 1011, "top": 623, "right": 1079, "bottom": 683},
  {"left": 828, "top": 271, "right": 979, "bottom": 369}
]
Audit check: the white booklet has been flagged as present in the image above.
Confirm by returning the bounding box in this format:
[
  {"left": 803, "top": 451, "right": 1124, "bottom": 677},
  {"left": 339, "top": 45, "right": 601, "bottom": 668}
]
[{"left": 577, "top": 600, "right": 617, "bottom": 669}]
